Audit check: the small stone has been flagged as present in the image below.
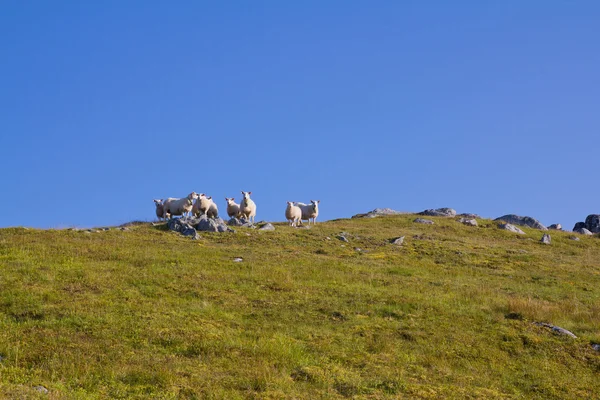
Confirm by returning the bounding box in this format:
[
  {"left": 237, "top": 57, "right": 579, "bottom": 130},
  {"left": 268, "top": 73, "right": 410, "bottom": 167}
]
[
  {"left": 574, "top": 228, "right": 593, "bottom": 235},
  {"left": 325, "top": 237, "right": 331, "bottom": 240},
  {"left": 337, "top": 235, "right": 349, "bottom": 243},
  {"left": 34, "top": 385, "right": 49, "bottom": 394},
  {"left": 540, "top": 234, "right": 551, "bottom": 244},
  {"left": 258, "top": 223, "right": 275, "bottom": 231},
  {"left": 233, "top": 258, "right": 243, "bottom": 262},
  {"left": 458, "top": 218, "right": 478, "bottom": 227},
  {"left": 569, "top": 236, "right": 580, "bottom": 241},
  {"left": 592, "top": 343, "right": 600, "bottom": 352},
  {"left": 390, "top": 236, "right": 405, "bottom": 246},
  {"left": 354, "top": 247, "right": 362, "bottom": 252},
  {"left": 498, "top": 223, "right": 526, "bottom": 235},
  {"left": 414, "top": 218, "right": 434, "bottom": 225}
]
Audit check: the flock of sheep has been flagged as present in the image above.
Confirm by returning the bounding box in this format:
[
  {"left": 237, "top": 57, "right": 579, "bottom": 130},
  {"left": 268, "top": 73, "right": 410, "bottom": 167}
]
[{"left": 153, "top": 191, "right": 320, "bottom": 227}]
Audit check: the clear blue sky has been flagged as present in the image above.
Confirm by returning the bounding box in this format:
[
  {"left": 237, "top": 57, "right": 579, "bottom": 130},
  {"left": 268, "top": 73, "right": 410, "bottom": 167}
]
[{"left": 1, "top": 1, "right": 598, "bottom": 229}]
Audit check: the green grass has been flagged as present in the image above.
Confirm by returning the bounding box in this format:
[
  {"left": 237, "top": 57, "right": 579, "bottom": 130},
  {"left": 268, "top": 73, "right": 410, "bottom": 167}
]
[{"left": 0, "top": 215, "right": 599, "bottom": 399}]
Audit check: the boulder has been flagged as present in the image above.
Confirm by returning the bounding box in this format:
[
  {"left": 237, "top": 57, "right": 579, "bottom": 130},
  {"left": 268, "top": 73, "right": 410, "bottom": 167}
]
[
  {"left": 458, "top": 213, "right": 481, "bottom": 219},
  {"left": 196, "top": 215, "right": 229, "bottom": 232},
  {"left": 494, "top": 214, "right": 547, "bottom": 230},
  {"left": 419, "top": 208, "right": 456, "bottom": 217},
  {"left": 414, "top": 218, "right": 434, "bottom": 225},
  {"left": 584, "top": 214, "right": 600, "bottom": 233},
  {"left": 498, "top": 223, "right": 526, "bottom": 235},
  {"left": 167, "top": 218, "right": 200, "bottom": 239},
  {"left": 540, "top": 234, "right": 551, "bottom": 244},
  {"left": 228, "top": 218, "right": 244, "bottom": 226},
  {"left": 390, "top": 236, "right": 405, "bottom": 246},
  {"left": 548, "top": 224, "right": 562, "bottom": 230},
  {"left": 352, "top": 208, "right": 407, "bottom": 218},
  {"left": 573, "top": 222, "right": 586, "bottom": 231},
  {"left": 258, "top": 223, "right": 275, "bottom": 231},
  {"left": 458, "top": 218, "right": 478, "bottom": 227},
  {"left": 574, "top": 228, "right": 593, "bottom": 235}
]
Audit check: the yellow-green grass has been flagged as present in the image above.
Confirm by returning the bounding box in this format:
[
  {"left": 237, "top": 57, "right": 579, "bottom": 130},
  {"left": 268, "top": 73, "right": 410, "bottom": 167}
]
[{"left": 0, "top": 215, "right": 599, "bottom": 399}]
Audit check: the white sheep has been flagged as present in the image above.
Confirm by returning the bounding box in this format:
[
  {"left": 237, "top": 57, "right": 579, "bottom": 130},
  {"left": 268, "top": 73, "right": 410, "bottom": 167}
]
[
  {"left": 153, "top": 199, "right": 165, "bottom": 221},
  {"left": 193, "top": 193, "right": 219, "bottom": 218},
  {"left": 285, "top": 201, "right": 302, "bottom": 227},
  {"left": 225, "top": 197, "right": 241, "bottom": 219},
  {"left": 239, "top": 191, "right": 257, "bottom": 223},
  {"left": 162, "top": 192, "right": 197, "bottom": 219},
  {"left": 295, "top": 200, "right": 320, "bottom": 225}
]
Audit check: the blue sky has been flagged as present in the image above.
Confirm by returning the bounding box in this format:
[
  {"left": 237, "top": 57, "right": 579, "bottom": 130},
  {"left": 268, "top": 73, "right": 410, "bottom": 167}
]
[{"left": 1, "top": 1, "right": 598, "bottom": 229}]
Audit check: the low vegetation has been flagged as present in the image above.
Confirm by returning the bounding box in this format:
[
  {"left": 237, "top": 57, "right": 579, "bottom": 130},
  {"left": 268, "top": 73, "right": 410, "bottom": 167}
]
[{"left": 0, "top": 215, "right": 599, "bottom": 399}]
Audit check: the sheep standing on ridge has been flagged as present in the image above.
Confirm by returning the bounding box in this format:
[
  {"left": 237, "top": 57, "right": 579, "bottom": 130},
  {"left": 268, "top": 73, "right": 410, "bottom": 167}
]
[
  {"left": 239, "top": 191, "right": 257, "bottom": 223},
  {"left": 225, "top": 198, "right": 241, "bottom": 218},
  {"left": 193, "top": 193, "right": 219, "bottom": 218},
  {"left": 285, "top": 202, "right": 302, "bottom": 227},
  {"left": 296, "top": 200, "right": 320, "bottom": 225},
  {"left": 162, "top": 192, "right": 197, "bottom": 219},
  {"left": 153, "top": 199, "right": 165, "bottom": 221}
]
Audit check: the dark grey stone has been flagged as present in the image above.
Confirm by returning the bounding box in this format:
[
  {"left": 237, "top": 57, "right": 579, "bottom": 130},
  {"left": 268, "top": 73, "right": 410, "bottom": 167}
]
[
  {"left": 592, "top": 343, "right": 600, "bottom": 351},
  {"left": 574, "top": 228, "right": 593, "bottom": 235},
  {"left": 228, "top": 218, "right": 243, "bottom": 226},
  {"left": 337, "top": 235, "right": 349, "bottom": 243},
  {"left": 498, "top": 223, "right": 526, "bottom": 235},
  {"left": 458, "top": 213, "right": 481, "bottom": 219},
  {"left": 34, "top": 386, "right": 49, "bottom": 394},
  {"left": 414, "top": 218, "right": 434, "bottom": 225},
  {"left": 534, "top": 322, "right": 577, "bottom": 338},
  {"left": 573, "top": 222, "right": 586, "bottom": 231},
  {"left": 258, "top": 223, "right": 275, "bottom": 231},
  {"left": 548, "top": 224, "right": 562, "bottom": 230},
  {"left": 541, "top": 234, "right": 551, "bottom": 244},
  {"left": 419, "top": 208, "right": 456, "bottom": 217},
  {"left": 494, "top": 214, "right": 547, "bottom": 230},
  {"left": 584, "top": 214, "right": 600, "bottom": 233},
  {"left": 196, "top": 215, "right": 229, "bottom": 232}
]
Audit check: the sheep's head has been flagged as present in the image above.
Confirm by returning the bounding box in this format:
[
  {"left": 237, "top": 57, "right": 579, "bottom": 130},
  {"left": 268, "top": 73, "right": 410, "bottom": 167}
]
[
  {"left": 153, "top": 199, "right": 163, "bottom": 205},
  {"left": 287, "top": 201, "right": 293, "bottom": 206},
  {"left": 198, "top": 193, "right": 207, "bottom": 200},
  {"left": 241, "top": 191, "right": 252, "bottom": 200},
  {"left": 188, "top": 192, "right": 197, "bottom": 200},
  {"left": 311, "top": 200, "right": 320, "bottom": 210},
  {"left": 225, "top": 198, "right": 235, "bottom": 205}
]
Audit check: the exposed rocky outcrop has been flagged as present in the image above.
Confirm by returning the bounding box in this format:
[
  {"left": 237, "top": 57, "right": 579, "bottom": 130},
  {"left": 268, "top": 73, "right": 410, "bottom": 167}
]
[
  {"left": 574, "top": 215, "right": 600, "bottom": 233},
  {"left": 494, "top": 214, "right": 547, "bottom": 230},
  {"left": 458, "top": 213, "right": 481, "bottom": 219},
  {"left": 498, "top": 223, "right": 526, "bottom": 235},
  {"left": 574, "top": 228, "right": 593, "bottom": 235},
  {"left": 458, "top": 218, "right": 478, "bottom": 227},
  {"left": 541, "top": 234, "right": 551, "bottom": 244},
  {"left": 548, "top": 224, "right": 562, "bottom": 230},
  {"left": 196, "top": 215, "right": 229, "bottom": 232},
  {"left": 414, "top": 218, "right": 434, "bottom": 225},
  {"left": 352, "top": 208, "right": 408, "bottom": 218},
  {"left": 419, "top": 208, "right": 456, "bottom": 217},
  {"left": 167, "top": 218, "right": 200, "bottom": 239}
]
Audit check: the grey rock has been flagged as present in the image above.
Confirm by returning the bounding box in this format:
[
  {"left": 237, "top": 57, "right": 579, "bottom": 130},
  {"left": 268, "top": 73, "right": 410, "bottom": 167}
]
[
  {"left": 547, "top": 224, "right": 562, "bottom": 230},
  {"left": 573, "top": 222, "right": 586, "bottom": 231},
  {"left": 498, "top": 223, "right": 526, "bottom": 235},
  {"left": 574, "top": 228, "right": 593, "bottom": 235},
  {"left": 458, "top": 213, "right": 481, "bottom": 219},
  {"left": 541, "top": 234, "right": 551, "bottom": 244},
  {"left": 592, "top": 343, "right": 600, "bottom": 352},
  {"left": 352, "top": 208, "right": 408, "bottom": 218},
  {"left": 34, "top": 385, "right": 49, "bottom": 394},
  {"left": 534, "top": 322, "right": 577, "bottom": 338},
  {"left": 337, "top": 235, "right": 349, "bottom": 243},
  {"left": 390, "top": 236, "right": 405, "bottom": 246},
  {"left": 233, "top": 257, "right": 243, "bottom": 263},
  {"left": 196, "top": 215, "right": 229, "bottom": 232},
  {"left": 458, "top": 218, "right": 478, "bottom": 227},
  {"left": 569, "top": 236, "right": 580, "bottom": 241},
  {"left": 168, "top": 218, "right": 200, "bottom": 238},
  {"left": 584, "top": 214, "right": 600, "bottom": 233},
  {"left": 414, "top": 218, "right": 434, "bottom": 225},
  {"left": 228, "top": 218, "right": 243, "bottom": 227},
  {"left": 419, "top": 208, "right": 456, "bottom": 217},
  {"left": 494, "top": 214, "right": 547, "bottom": 230},
  {"left": 258, "top": 223, "right": 275, "bottom": 231}
]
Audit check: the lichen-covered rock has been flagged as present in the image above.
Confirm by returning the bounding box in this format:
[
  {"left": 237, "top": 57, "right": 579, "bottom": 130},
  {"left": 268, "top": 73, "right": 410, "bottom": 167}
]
[
  {"left": 541, "top": 234, "right": 551, "bottom": 244},
  {"left": 419, "top": 208, "right": 456, "bottom": 217},
  {"left": 498, "top": 223, "right": 526, "bottom": 235},
  {"left": 167, "top": 217, "right": 200, "bottom": 238},
  {"left": 458, "top": 218, "right": 478, "bottom": 227},
  {"left": 494, "top": 214, "right": 547, "bottom": 230},
  {"left": 196, "top": 215, "right": 229, "bottom": 232}
]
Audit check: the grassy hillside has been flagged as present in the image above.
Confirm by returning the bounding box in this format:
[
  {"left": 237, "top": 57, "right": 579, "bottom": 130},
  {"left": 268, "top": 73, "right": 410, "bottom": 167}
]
[{"left": 0, "top": 215, "right": 599, "bottom": 399}]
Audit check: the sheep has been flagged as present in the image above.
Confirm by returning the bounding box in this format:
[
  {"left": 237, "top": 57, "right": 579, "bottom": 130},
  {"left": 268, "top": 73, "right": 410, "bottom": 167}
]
[
  {"left": 285, "top": 201, "right": 302, "bottom": 227},
  {"left": 162, "top": 192, "right": 197, "bottom": 219},
  {"left": 295, "top": 200, "right": 320, "bottom": 225},
  {"left": 193, "top": 193, "right": 219, "bottom": 218},
  {"left": 225, "top": 197, "right": 241, "bottom": 219},
  {"left": 153, "top": 199, "right": 165, "bottom": 221},
  {"left": 239, "top": 191, "right": 257, "bottom": 223}
]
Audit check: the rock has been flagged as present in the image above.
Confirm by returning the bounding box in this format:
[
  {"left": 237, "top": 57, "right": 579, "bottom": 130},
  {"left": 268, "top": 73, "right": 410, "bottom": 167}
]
[
  {"left": 534, "top": 322, "right": 577, "bottom": 338},
  {"left": 228, "top": 218, "right": 244, "bottom": 227},
  {"left": 540, "top": 234, "right": 551, "bottom": 244},
  {"left": 569, "top": 236, "right": 580, "bottom": 241},
  {"left": 196, "top": 215, "right": 229, "bottom": 232},
  {"left": 573, "top": 222, "right": 586, "bottom": 231},
  {"left": 414, "top": 218, "right": 434, "bottom": 225},
  {"left": 458, "top": 213, "right": 481, "bottom": 219},
  {"left": 34, "top": 386, "right": 49, "bottom": 394},
  {"left": 419, "top": 208, "right": 456, "bottom": 217},
  {"left": 233, "top": 257, "right": 243, "bottom": 263},
  {"left": 258, "top": 223, "right": 275, "bottom": 231},
  {"left": 494, "top": 214, "right": 547, "bottom": 230},
  {"left": 548, "top": 224, "right": 562, "bottom": 230},
  {"left": 337, "top": 235, "right": 349, "bottom": 243},
  {"left": 168, "top": 218, "right": 200, "bottom": 238},
  {"left": 119, "top": 227, "right": 130, "bottom": 231},
  {"left": 574, "top": 228, "right": 593, "bottom": 235},
  {"left": 390, "top": 236, "right": 405, "bottom": 246},
  {"left": 352, "top": 208, "right": 408, "bottom": 218},
  {"left": 592, "top": 343, "right": 600, "bottom": 352},
  {"left": 458, "top": 218, "right": 478, "bottom": 227},
  {"left": 584, "top": 214, "right": 600, "bottom": 233},
  {"left": 498, "top": 223, "right": 526, "bottom": 235},
  {"left": 354, "top": 247, "right": 362, "bottom": 252}
]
